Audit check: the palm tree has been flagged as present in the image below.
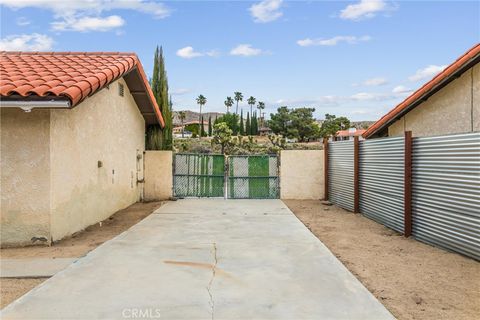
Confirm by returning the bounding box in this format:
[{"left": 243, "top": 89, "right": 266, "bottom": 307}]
[
  {"left": 178, "top": 111, "right": 186, "bottom": 138},
  {"left": 224, "top": 96, "right": 234, "bottom": 113},
  {"left": 247, "top": 96, "right": 256, "bottom": 119},
  {"left": 196, "top": 94, "right": 207, "bottom": 138},
  {"left": 234, "top": 91, "right": 243, "bottom": 115},
  {"left": 257, "top": 101, "right": 265, "bottom": 126}
]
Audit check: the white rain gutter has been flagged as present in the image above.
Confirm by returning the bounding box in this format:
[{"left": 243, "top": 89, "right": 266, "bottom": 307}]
[{"left": 0, "top": 100, "right": 71, "bottom": 112}]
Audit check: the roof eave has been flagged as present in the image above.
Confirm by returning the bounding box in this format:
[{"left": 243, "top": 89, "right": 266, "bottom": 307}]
[{"left": 363, "top": 44, "right": 480, "bottom": 139}]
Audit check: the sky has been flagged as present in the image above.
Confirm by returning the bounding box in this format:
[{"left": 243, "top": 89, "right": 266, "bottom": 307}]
[{"left": 1, "top": 0, "right": 479, "bottom": 121}]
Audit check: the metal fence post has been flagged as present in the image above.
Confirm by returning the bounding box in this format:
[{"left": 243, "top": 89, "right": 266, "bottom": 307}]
[
  {"left": 404, "top": 131, "right": 413, "bottom": 237},
  {"left": 354, "top": 136, "right": 360, "bottom": 213},
  {"left": 224, "top": 154, "right": 228, "bottom": 199},
  {"left": 323, "top": 137, "right": 329, "bottom": 201}
]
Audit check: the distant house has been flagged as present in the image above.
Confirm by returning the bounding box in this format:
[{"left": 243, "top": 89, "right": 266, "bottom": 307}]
[
  {"left": 183, "top": 120, "right": 209, "bottom": 132},
  {"left": 259, "top": 126, "right": 273, "bottom": 136},
  {"left": 333, "top": 128, "right": 366, "bottom": 141},
  {"left": 364, "top": 44, "right": 479, "bottom": 138},
  {"left": 173, "top": 126, "right": 192, "bottom": 138},
  {"left": 0, "top": 52, "right": 164, "bottom": 247}
]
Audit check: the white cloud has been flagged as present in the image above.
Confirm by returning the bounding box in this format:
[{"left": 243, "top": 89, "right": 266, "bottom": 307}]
[
  {"left": 408, "top": 65, "right": 447, "bottom": 82},
  {"left": 361, "top": 77, "right": 388, "bottom": 86},
  {"left": 351, "top": 92, "right": 382, "bottom": 101},
  {"left": 0, "top": 33, "right": 54, "bottom": 51},
  {"left": 0, "top": 0, "right": 171, "bottom": 18},
  {"left": 176, "top": 46, "right": 203, "bottom": 59},
  {"left": 171, "top": 88, "right": 191, "bottom": 95},
  {"left": 0, "top": 0, "right": 170, "bottom": 33},
  {"left": 51, "top": 15, "right": 124, "bottom": 32},
  {"left": 16, "top": 17, "right": 31, "bottom": 26},
  {"left": 297, "top": 35, "right": 371, "bottom": 47},
  {"left": 176, "top": 47, "right": 218, "bottom": 59},
  {"left": 230, "top": 44, "right": 265, "bottom": 57},
  {"left": 249, "top": 0, "right": 283, "bottom": 23},
  {"left": 392, "top": 85, "right": 412, "bottom": 94},
  {"left": 351, "top": 109, "right": 370, "bottom": 115},
  {"left": 340, "top": 0, "right": 391, "bottom": 21}
]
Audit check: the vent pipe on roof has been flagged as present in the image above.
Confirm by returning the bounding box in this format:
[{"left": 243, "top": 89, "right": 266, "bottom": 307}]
[{"left": 0, "top": 100, "right": 71, "bottom": 112}]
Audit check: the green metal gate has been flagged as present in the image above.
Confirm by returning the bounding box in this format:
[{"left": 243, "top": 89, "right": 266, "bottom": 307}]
[
  {"left": 228, "top": 155, "right": 279, "bottom": 199},
  {"left": 173, "top": 154, "right": 225, "bottom": 198},
  {"left": 173, "top": 153, "right": 279, "bottom": 199}
]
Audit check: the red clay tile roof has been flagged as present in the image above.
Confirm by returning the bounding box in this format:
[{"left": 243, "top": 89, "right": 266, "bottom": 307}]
[
  {"left": 363, "top": 43, "right": 480, "bottom": 139},
  {"left": 336, "top": 129, "right": 366, "bottom": 137},
  {"left": 0, "top": 51, "right": 164, "bottom": 127}
]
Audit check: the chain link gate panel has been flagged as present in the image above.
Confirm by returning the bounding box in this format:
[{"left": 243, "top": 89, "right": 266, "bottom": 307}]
[
  {"left": 173, "top": 154, "right": 225, "bottom": 198},
  {"left": 228, "top": 155, "right": 279, "bottom": 199}
]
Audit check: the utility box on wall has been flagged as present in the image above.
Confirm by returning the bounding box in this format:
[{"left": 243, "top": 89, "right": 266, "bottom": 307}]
[{"left": 144, "top": 151, "right": 173, "bottom": 201}]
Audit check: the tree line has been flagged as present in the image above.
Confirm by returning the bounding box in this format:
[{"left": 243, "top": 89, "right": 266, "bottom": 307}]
[
  {"left": 268, "top": 107, "right": 351, "bottom": 142},
  {"left": 192, "top": 92, "right": 265, "bottom": 138}
]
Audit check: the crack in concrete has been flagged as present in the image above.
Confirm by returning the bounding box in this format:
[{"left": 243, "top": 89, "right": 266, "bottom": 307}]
[{"left": 206, "top": 242, "right": 217, "bottom": 320}]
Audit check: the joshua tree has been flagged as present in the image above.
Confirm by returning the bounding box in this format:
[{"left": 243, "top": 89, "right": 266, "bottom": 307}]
[
  {"left": 212, "top": 122, "right": 233, "bottom": 154},
  {"left": 224, "top": 96, "right": 234, "bottom": 113},
  {"left": 247, "top": 96, "right": 256, "bottom": 120},
  {"left": 257, "top": 101, "right": 265, "bottom": 126},
  {"left": 196, "top": 94, "right": 207, "bottom": 138},
  {"left": 178, "top": 111, "right": 186, "bottom": 138},
  {"left": 234, "top": 91, "right": 243, "bottom": 115}
]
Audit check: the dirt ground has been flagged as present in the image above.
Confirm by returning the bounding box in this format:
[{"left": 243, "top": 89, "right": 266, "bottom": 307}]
[
  {"left": 0, "top": 201, "right": 163, "bottom": 309},
  {"left": 285, "top": 200, "right": 480, "bottom": 320}
]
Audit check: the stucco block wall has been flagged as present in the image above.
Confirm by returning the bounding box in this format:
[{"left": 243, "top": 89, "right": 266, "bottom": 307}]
[
  {"left": 50, "top": 78, "right": 146, "bottom": 241},
  {"left": 388, "top": 64, "right": 479, "bottom": 137},
  {"left": 280, "top": 150, "right": 324, "bottom": 200},
  {"left": 144, "top": 151, "right": 173, "bottom": 201},
  {"left": 1, "top": 109, "right": 51, "bottom": 246}
]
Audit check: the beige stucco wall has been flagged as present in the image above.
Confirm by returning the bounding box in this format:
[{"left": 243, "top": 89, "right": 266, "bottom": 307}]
[
  {"left": 280, "top": 150, "right": 324, "bottom": 200},
  {"left": 388, "top": 64, "right": 479, "bottom": 137},
  {"left": 49, "top": 78, "right": 146, "bottom": 241},
  {"left": 144, "top": 151, "right": 173, "bottom": 201},
  {"left": 1, "top": 109, "right": 51, "bottom": 246}
]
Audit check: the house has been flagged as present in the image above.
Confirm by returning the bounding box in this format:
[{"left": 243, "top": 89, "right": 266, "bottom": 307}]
[
  {"left": 364, "top": 44, "right": 480, "bottom": 138},
  {"left": 0, "top": 52, "right": 164, "bottom": 247},
  {"left": 173, "top": 126, "right": 192, "bottom": 138},
  {"left": 182, "top": 120, "right": 209, "bottom": 134},
  {"left": 258, "top": 126, "right": 272, "bottom": 136},
  {"left": 333, "top": 128, "right": 366, "bottom": 141}
]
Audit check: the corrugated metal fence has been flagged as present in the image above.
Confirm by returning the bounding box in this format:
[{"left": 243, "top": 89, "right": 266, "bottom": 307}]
[
  {"left": 359, "top": 137, "right": 405, "bottom": 233},
  {"left": 328, "top": 141, "right": 354, "bottom": 211},
  {"left": 412, "top": 133, "right": 480, "bottom": 260},
  {"left": 328, "top": 132, "right": 480, "bottom": 260}
]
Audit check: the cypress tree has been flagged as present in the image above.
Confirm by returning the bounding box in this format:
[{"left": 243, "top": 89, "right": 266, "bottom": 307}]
[
  {"left": 246, "top": 112, "right": 251, "bottom": 136},
  {"left": 252, "top": 112, "right": 258, "bottom": 135},
  {"left": 208, "top": 116, "right": 212, "bottom": 136},
  {"left": 239, "top": 110, "right": 245, "bottom": 135},
  {"left": 201, "top": 116, "right": 206, "bottom": 137},
  {"left": 159, "top": 48, "right": 172, "bottom": 149},
  {"left": 146, "top": 46, "right": 172, "bottom": 150}
]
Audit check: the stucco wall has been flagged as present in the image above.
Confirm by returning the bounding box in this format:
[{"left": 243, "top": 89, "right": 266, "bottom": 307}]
[
  {"left": 49, "top": 78, "right": 146, "bottom": 241},
  {"left": 388, "top": 64, "right": 479, "bottom": 137},
  {"left": 144, "top": 151, "right": 173, "bottom": 201},
  {"left": 280, "top": 150, "right": 324, "bottom": 200},
  {"left": 1, "top": 108, "right": 51, "bottom": 246}
]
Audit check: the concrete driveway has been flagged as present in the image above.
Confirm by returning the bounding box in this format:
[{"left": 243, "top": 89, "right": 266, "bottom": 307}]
[{"left": 1, "top": 199, "right": 393, "bottom": 319}]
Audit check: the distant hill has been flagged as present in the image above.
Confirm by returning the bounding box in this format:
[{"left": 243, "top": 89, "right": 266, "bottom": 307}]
[{"left": 172, "top": 110, "right": 224, "bottom": 125}]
